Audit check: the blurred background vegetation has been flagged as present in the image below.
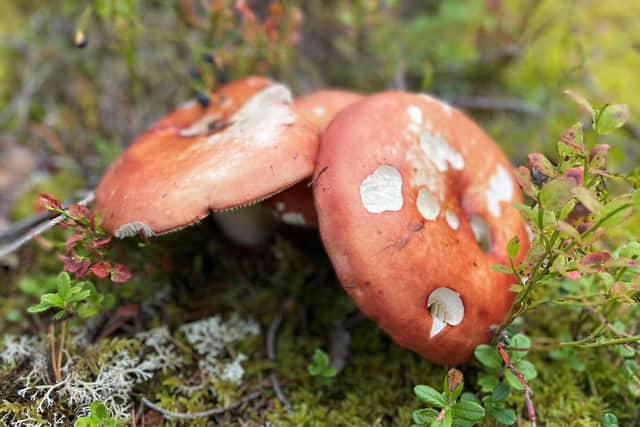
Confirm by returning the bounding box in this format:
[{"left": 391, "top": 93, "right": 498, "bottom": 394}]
[{"left": 1, "top": 1, "right": 640, "bottom": 425}]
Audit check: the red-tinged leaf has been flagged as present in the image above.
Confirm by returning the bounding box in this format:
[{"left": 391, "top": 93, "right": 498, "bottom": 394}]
[
  {"left": 91, "top": 236, "right": 112, "bottom": 248},
  {"left": 577, "top": 222, "right": 594, "bottom": 234},
  {"left": 39, "top": 193, "right": 62, "bottom": 211},
  {"left": 90, "top": 261, "right": 112, "bottom": 278},
  {"left": 110, "top": 264, "right": 132, "bottom": 283},
  {"left": 555, "top": 220, "right": 581, "bottom": 240},
  {"left": 68, "top": 203, "right": 91, "bottom": 220},
  {"left": 60, "top": 255, "right": 91, "bottom": 278},
  {"left": 589, "top": 144, "right": 610, "bottom": 169},
  {"left": 564, "top": 271, "right": 582, "bottom": 280},
  {"left": 562, "top": 167, "right": 584, "bottom": 186},
  {"left": 65, "top": 232, "right": 84, "bottom": 253},
  {"left": 528, "top": 153, "right": 557, "bottom": 185},
  {"left": 582, "top": 251, "right": 611, "bottom": 266},
  {"left": 558, "top": 124, "right": 585, "bottom": 153},
  {"left": 514, "top": 166, "right": 538, "bottom": 198}
]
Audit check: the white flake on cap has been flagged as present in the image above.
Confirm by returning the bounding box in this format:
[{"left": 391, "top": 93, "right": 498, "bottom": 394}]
[
  {"left": 470, "top": 215, "right": 491, "bottom": 252},
  {"left": 445, "top": 210, "right": 459, "bottom": 230},
  {"left": 179, "top": 113, "right": 223, "bottom": 137},
  {"left": 418, "top": 132, "right": 464, "bottom": 172},
  {"left": 485, "top": 165, "right": 513, "bottom": 217},
  {"left": 416, "top": 188, "right": 440, "bottom": 221},
  {"left": 360, "top": 165, "right": 404, "bottom": 214},
  {"left": 419, "top": 93, "right": 454, "bottom": 117},
  {"left": 427, "top": 287, "right": 464, "bottom": 338},
  {"left": 206, "top": 84, "right": 295, "bottom": 148}
]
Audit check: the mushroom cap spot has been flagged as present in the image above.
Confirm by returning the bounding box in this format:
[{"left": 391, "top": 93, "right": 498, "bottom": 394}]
[
  {"left": 416, "top": 188, "right": 440, "bottom": 221},
  {"left": 115, "top": 221, "right": 155, "bottom": 239},
  {"left": 470, "top": 215, "right": 492, "bottom": 252},
  {"left": 360, "top": 165, "right": 404, "bottom": 214},
  {"left": 275, "top": 202, "right": 285, "bottom": 212},
  {"left": 407, "top": 105, "right": 423, "bottom": 124},
  {"left": 281, "top": 212, "right": 306, "bottom": 226},
  {"left": 485, "top": 165, "right": 514, "bottom": 217},
  {"left": 427, "top": 287, "right": 464, "bottom": 338},
  {"left": 430, "top": 317, "right": 447, "bottom": 338},
  {"left": 179, "top": 113, "right": 222, "bottom": 137},
  {"left": 445, "top": 209, "right": 459, "bottom": 230},
  {"left": 418, "top": 131, "right": 464, "bottom": 172}
]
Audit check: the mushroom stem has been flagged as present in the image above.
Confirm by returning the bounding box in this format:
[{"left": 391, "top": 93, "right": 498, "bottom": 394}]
[{"left": 212, "top": 204, "right": 276, "bottom": 247}]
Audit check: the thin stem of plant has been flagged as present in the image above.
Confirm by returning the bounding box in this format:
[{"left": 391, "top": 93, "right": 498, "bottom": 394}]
[
  {"left": 497, "top": 332, "right": 536, "bottom": 427},
  {"left": 0, "top": 191, "right": 95, "bottom": 259},
  {"left": 141, "top": 391, "right": 261, "bottom": 420},
  {"left": 267, "top": 311, "right": 292, "bottom": 412}
]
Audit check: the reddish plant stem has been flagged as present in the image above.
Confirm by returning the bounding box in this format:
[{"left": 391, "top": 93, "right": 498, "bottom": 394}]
[{"left": 497, "top": 334, "right": 537, "bottom": 427}]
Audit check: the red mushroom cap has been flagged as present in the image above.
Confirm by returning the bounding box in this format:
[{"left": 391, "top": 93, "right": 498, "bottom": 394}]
[
  {"left": 264, "top": 89, "right": 364, "bottom": 227},
  {"left": 313, "top": 91, "right": 529, "bottom": 364},
  {"left": 95, "top": 77, "right": 319, "bottom": 238}
]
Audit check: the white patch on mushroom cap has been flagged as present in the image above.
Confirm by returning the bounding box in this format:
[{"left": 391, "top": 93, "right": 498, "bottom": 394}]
[
  {"left": 360, "top": 165, "right": 404, "bottom": 214},
  {"left": 281, "top": 212, "right": 306, "bottom": 226},
  {"left": 275, "top": 202, "right": 285, "bottom": 212},
  {"left": 416, "top": 188, "right": 440, "bottom": 221},
  {"left": 418, "top": 132, "right": 464, "bottom": 172},
  {"left": 407, "top": 105, "right": 423, "bottom": 124},
  {"left": 485, "top": 165, "right": 514, "bottom": 217},
  {"left": 179, "top": 113, "right": 223, "bottom": 137},
  {"left": 205, "top": 84, "right": 295, "bottom": 148},
  {"left": 312, "top": 105, "right": 327, "bottom": 116},
  {"left": 115, "top": 221, "right": 156, "bottom": 239},
  {"left": 445, "top": 210, "right": 459, "bottom": 230},
  {"left": 419, "top": 93, "right": 454, "bottom": 117},
  {"left": 427, "top": 287, "right": 464, "bottom": 338},
  {"left": 470, "top": 215, "right": 491, "bottom": 252}
]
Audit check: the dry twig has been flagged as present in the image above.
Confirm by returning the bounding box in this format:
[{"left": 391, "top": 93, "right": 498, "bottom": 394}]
[
  {"left": 141, "top": 391, "right": 261, "bottom": 420},
  {"left": 267, "top": 311, "right": 292, "bottom": 412}
]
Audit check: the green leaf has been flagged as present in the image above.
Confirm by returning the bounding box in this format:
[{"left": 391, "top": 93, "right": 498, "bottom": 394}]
[
  {"left": 474, "top": 345, "right": 502, "bottom": 370},
  {"left": 414, "top": 385, "right": 447, "bottom": 408},
  {"left": 52, "top": 310, "right": 67, "bottom": 320},
  {"left": 40, "top": 293, "right": 65, "bottom": 308},
  {"left": 452, "top": 400, "right": 485, "bottom": 424},
  {"left": 27, "top": 302, "right": 53, "bottom": 313},
  {"left": 491, "top": 383, "right": 511, "bottom": 402},
  {"left": 413, "top": 408, "right": 439, "bottom": 425},
  {"left": 459, "top": 392, "right": 481, "bottom": 404},
  {"left": 594, "top": 104, "right": 629, "bottom": 134},
  {"left": 539, "top": 178, "right": 576, "bottom": 211},
  {"left": 57, "top": 272, "right": 71, "bottom": 297},
  {"left": 432, "top": 408, "right": 453, "bottom": 427},
  {"left": 68, "top": 290, "right": 92, "bottom": 304},
  {"left": 491, "top": 264, "right": 513, "bottom": 274},
  {"left": 90, "top": 400, "right": 108, "bottom": 420},
  {"left": 602, "top": 412, "right": 619, "bottom": 427},
  {"left": 487, "top": 404, "right": 516, "bottom": 426},
  {"left": 514, "top": 359, "right": 538, "bottom": 381},
  {"left": 572, "top": 187, "right": 603, "bottom": 214},
  {"left": 507, "top": 334, "right": 531, "bottom": 361},
  {"left": 506, "top": 236, "right": 520, "bottom": 260},
  {"left": 477, "top": 374, "right": 500, "bottom": 393},
  {"left": 73, "top": 418, "right": 91, "bottom": 427}
]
